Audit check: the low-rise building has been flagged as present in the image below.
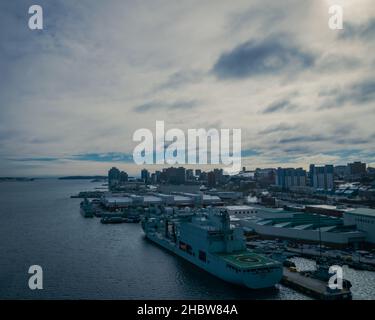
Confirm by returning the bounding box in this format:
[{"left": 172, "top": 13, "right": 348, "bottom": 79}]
[
  {"left": 226, "top": 205, "right": 257, "bottom": 217},
  {"left": 305, "top": 205, "right": 351, "bottom": 218},
  {"left": 239, "top": 211, "right": 366, "bottom": 246},
  {"left": 344, "top": 208, "right": 375, "bottom": 244}
]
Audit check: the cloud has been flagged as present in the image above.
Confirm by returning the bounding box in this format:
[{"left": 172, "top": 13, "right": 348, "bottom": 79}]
[
  {"left": 316, "top": 55, "right": 362, "bottom": 73},
  {"left": 326, "top": 149, "right": 363, "bottom": 158},
  {"left": 335, "top": 137, "right": 371, "bottom": 145},
  {"left": 8, "top": 157, "right": 60, "bottom": 162},
  {"left": 71, "top": 152, "right": 134, "bottom": 163},
  {"left": 340, "top": 18, "right": 375, "bottom": 41},
  {"left": 259, "top": 123, "right": 296, "bottom": 134},
  {"left": 133, "top": 100, "right": 199, "bottom": 113},
  {"left": 157, "top": 70, "right": 203, "bottom": 90},
  {"left": 282, "top": 145, "right": 312, "bottom": 154},
  {"left": 8, "top": 153, "right": 135, "bottom": 164},
  {"left": 320, "top": 79, "right": 375, "bottom": 109},
  {"left": 1, "top": 1, "right": 375, "bottom": 175},
  {"left": 241, "top": 149, "right": 260, "bottom": 157},
  {"left": 279, "top": 134, "right": 329, "bottom": 144},
  {"left": 340, "top": 79, "right": 375, "bottom": 105},
  {"left": 227, "top": 4, "right": 286, "bottom": 35},
  {"left": 262, "top": 99, "right": 297, "bottom": 114},
  {"left": 212, "top": 35, "right": 315, "bottom": 80}
]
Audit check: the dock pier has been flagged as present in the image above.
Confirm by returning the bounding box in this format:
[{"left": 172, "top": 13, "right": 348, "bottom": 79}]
[{"left": 281, "top": 267, "right": 352, "bottom": 300}]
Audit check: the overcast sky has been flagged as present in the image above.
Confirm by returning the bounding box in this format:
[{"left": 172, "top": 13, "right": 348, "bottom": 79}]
[{"left": 1, "top": 0, "right": 375, "bottom": 176}]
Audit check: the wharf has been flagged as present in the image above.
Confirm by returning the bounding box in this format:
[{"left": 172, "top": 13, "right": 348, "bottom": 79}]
[{"left": 281, "top": 267, "right": 352, "bottom": 300}]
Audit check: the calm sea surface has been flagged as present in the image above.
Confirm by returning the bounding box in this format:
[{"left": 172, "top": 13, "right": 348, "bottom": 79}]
[{"left": 0, "top": 179, "right": 373, "bottom": 299}]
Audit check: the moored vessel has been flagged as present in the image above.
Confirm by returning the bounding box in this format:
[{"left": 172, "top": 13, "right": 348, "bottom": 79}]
[
  {"left": 80, "top": 198, "right": 95, "bottom": 218},
  {"left": 142, "top": 206, "right": 282, "bottom": 289}
]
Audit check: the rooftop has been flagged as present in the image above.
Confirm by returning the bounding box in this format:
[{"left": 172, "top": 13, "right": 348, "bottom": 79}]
[
  {"left": 226, "top": 205, "right": 255, "bottom": 211},
  {"left": 346, "top": 208, "right": 375, "bottom": 217},
  {"left": 202, "top": 195, "right": 222, "bottom": 202},
  {"left": 256, "top": 213, "right": 343, "bottom": 230},
  {"left": 173, "top": 195, "right": 192, "bottom": 202},
  {"left": 143, "top": 196, "right": 163, "bottom": 203},
  {"left": 307, "top": 205, "right": 346, "bottom": 210},
  {"left": 256, "top": 207, "right": 295, "bottom": 214},
  {"left": 104, "top": 197, "right": 132, "bottom": 203}
]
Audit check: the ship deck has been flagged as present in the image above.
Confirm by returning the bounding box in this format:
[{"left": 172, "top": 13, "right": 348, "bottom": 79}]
[{"left": 217, "top": 251, "right": 278, "bottom": 269}]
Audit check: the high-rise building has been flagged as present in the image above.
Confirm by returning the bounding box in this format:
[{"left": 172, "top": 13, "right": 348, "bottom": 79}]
[
  {"left": 334, "top": 165, "right": 348, "bottom": 179},
  {"left": 119, "top": 171, "right": 128, "bottom": 183},
  {"left": 155, "top": 170, "right": 161, "bottom": 183},
  {"left": 174, "top": 167, "right": 186, "bottom": 184},
  {"left": 214, "top": 168, "right": 224, "bottom": 184},
  {"left": 199, "top": 171, "right": 207, "bottom": 181},
  {"left": 207, "top": 171, "right": 216, "bottom": 187},
  {"left": 161, "top": 167, "right": 186, "bottom": 184},
  {"left": 255, "top": 168, "right": 276, "bottom": 186},
  {"left": 348, "top": 162, "right": 366, "bottom": 177},
  {"left": 141, "top": 169, "right": 150, "bottom": 183},
  {"left": 108, "top": 167, "right": 121, "bottom": 187},
  {"left": 186, "top": 169, "right": 194, "bottom": 181},
  {"left": 276, "top": 167, "right": 307, "bottom": 190},
  {"left": 309, "top": 164, "right": 334, "bottom": 190}
]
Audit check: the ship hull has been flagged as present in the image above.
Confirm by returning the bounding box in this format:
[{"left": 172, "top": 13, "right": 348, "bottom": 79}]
[
  {"left": 80, "top": 206, "right": 94, "bottom": 218},
  {"left": 145, "top": 232, "right": 282, "bottom": 289}
]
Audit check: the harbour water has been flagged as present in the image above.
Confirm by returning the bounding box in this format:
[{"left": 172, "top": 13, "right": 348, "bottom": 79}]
[{"left": 0, "top": 179, "right": 374, "bottom": 300}]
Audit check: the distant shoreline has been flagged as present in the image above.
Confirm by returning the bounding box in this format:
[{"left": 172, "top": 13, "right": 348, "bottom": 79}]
[
  {"left": 0, "top": 177, "right": 35, "bottom": 182},
  {"left": 58, "top": 176, "right": 107, "bottom": 180}
]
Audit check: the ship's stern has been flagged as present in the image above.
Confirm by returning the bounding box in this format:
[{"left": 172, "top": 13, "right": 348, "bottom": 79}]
[{"left": 242, "top": 265, "right": 283, "bottom": 289}]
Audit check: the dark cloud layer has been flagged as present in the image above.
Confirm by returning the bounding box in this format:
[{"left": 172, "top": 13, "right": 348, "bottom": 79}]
[
  {"left": 278, "top": 133, "right": 370, "bottom": 148},
  {"left": 259, "top": 123, "right": 296, "bottom": 134},
  {"left": 157, "top": 70, "right": 203, "bottom": 91},
  {"left": 279, "top": 134, "right": 329, "bottom": 144},
  {"left": 341, "top": 79, "right": 375, "bottom": 105},
  {"left": 262, "top": 99, "right": 297, "bottom": 114},
  {"left": 133, "top": 100, "right": 199, "bottom": 113},
  {"left": 320, "top": 79, "right": 375, "bottom": 109},
  {"left": 212, "top": 36, "right": 315, "bottom": 80},
  {"left": 340, "top": 18, "right": 375, "bottom": 41},
  {"left": 9, "top": 157, "right": 60, "bottom": 162},
  {"left": 71, "top": 152, "right": 133, "bottom": 163}
]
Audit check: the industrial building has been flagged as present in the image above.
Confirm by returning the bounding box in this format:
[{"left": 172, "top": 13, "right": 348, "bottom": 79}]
[
  {"left": 238, "top": 211, "right": 366, "bottom": 247},
  {"left": 343, "top": 208, "right": 375, "bottom": 244},
  {"left": 275, "top": 167, "right": 307, "bottom": 190},
  {"left": 208, "top": 191, "right": 243, "bottom": 200},
  {"left": 101, "top": 192, "right": 222, "bottom": 209},
  {"left": 226, "top": 205, "right": 257, "bottom": 216},
  {"left": 227, "top": 206, "right": 294, "bottom": 220},
  {"left": 305, "top": 205, "right": 351, "bottom": 218}
]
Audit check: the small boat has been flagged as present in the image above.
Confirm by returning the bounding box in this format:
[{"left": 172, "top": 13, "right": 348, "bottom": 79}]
[
  {"left": 80, "top": 198, "right": 95, "bottom": 218},
  {"left": 123, "top": 217, "right": 141, "bottom": 223},
  {"left": 100, "top": 216, "right": 125, "bottom": 224},
  {"left": 100, "top": 216, "right": 141, "bottom": 224}
]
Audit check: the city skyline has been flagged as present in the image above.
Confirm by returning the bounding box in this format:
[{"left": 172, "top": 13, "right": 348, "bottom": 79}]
[
  {"left": 1, "top": 0, "right": 375, "bottom": 177},
  {"left": 107, "top": 160, "right": 371, "bottom": 181}
]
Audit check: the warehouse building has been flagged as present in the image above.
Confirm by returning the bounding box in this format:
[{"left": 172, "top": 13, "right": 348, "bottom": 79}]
[
  {"left": 344, "top": 208, "right": 375, "bottom": 244},
  {"left": 101, "top": 192, "right": 222, "bottom": 209},
  {"left": 239, "top": 212, "right": 366, "bottom": 246}
]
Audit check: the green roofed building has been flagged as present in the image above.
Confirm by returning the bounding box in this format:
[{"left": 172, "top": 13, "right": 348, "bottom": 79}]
[{"left": 240, "top": 211, "right": 366, "bottom": 247}]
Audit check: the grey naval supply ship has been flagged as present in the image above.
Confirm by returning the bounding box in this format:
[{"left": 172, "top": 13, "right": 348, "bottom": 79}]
[{"left": 142, "top": 206, "right": 283, "bottom": 289}]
